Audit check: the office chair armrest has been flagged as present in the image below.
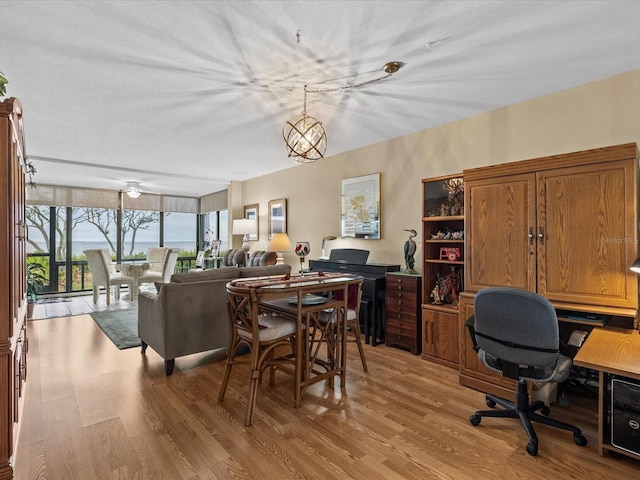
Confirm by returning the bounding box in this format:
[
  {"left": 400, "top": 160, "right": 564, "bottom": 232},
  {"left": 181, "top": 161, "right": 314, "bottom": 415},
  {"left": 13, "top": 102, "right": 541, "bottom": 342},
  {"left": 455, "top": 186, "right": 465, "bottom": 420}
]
[{"left": 464, "top": 315, "right": 479, "bottom": 352}]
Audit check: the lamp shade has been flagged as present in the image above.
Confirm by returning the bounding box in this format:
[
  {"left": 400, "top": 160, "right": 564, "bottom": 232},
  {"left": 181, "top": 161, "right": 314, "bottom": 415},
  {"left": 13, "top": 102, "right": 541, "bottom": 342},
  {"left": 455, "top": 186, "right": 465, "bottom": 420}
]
[
  {"left": 631, "top": 256, "right": 640, "bottom": 273},
  {"left": 266, "top": 233, "right": 292, "bottom": 252},
  {"left": 232, "top": 218, "right": 257, "bottom": 235}
]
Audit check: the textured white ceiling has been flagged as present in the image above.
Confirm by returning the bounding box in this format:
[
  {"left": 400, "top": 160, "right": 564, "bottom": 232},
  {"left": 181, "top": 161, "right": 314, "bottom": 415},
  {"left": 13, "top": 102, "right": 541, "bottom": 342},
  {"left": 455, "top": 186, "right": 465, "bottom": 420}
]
[{"left": 2, "top": 0, "right": 640, "bottom": 197}]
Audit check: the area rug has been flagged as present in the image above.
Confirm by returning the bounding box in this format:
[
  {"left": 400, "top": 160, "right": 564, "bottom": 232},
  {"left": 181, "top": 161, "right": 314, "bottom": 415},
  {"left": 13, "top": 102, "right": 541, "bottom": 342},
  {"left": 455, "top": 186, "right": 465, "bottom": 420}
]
[{"left": 90, "top": 308, "right": 140, "bottom": 350}]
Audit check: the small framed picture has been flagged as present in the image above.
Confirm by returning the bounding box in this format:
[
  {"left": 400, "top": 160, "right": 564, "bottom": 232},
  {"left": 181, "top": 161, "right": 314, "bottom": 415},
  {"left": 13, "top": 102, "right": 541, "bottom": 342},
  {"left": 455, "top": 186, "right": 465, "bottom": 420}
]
[
  {"left": 244, "top": 203, "right": 259, "bottom": 241},
  {"left": 268, "top": 198, "right": 287, "bottom": 240},
  {"left": 195, "top": 250, "right": 205, "bottom": 268}
]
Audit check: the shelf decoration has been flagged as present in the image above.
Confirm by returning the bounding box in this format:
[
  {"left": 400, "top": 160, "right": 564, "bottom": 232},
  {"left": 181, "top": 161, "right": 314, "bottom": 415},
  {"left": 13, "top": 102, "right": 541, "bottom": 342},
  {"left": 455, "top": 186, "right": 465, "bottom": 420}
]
[
  {"left": 430, "top": 266, "right": 461, "bottom": 306},
  {"left": 426, "top": 176, "right": 464, "bottom": 217}
]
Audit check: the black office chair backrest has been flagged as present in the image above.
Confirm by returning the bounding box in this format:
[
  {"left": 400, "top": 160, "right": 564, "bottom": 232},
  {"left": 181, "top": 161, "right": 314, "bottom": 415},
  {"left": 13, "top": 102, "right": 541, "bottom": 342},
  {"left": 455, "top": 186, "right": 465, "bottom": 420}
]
[{"left": 474, "top": 287, "right": 560, "bottom": 371}]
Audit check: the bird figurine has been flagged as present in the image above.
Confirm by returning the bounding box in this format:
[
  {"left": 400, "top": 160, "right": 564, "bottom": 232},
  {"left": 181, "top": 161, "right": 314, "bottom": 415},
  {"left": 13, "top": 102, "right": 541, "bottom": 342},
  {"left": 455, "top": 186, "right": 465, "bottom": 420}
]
[{"left": 403, "top": 229, "right": 418, "bottom": 274}]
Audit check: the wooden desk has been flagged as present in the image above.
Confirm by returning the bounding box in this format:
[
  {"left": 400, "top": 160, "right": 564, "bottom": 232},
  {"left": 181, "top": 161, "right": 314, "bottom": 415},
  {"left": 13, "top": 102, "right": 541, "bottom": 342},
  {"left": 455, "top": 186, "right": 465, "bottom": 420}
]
[{"left": 573, "top": 327, "right": 640, "bottom": 459}]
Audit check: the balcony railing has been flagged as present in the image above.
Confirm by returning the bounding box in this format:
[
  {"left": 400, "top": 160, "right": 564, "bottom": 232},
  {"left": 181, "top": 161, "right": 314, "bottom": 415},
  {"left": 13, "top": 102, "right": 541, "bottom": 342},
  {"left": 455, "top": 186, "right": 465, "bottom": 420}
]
[{"left": 28, "top": 254, "right": 199, "bottom": 295}]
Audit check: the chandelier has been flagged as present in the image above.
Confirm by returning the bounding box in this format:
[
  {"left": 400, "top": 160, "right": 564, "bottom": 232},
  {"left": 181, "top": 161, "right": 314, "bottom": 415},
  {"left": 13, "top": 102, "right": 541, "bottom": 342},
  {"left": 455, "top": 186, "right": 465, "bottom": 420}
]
[
  {"left": 283, "top": 61, "right": 404, "bottom": 164},
  {"left": 282, "top": 85, "right": 327, "bottom": 163}
]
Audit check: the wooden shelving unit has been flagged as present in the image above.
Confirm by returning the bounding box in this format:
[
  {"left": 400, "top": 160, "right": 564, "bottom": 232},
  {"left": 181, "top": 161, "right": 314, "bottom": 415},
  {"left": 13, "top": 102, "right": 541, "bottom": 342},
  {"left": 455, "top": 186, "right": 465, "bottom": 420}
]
[{"left": 421, "top": 174, "right": 464, "bottom": 368}]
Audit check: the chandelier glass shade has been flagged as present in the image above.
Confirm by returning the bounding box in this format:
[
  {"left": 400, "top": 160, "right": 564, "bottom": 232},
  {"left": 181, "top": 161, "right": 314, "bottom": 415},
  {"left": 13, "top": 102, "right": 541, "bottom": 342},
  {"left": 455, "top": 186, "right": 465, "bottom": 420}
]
[{"left": 283, "top": 113, "right": 327, "bottom": 163}]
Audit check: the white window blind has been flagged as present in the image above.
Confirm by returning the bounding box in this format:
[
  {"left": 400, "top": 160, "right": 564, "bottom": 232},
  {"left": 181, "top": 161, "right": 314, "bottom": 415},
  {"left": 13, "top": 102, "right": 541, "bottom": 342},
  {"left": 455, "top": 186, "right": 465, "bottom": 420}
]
[
  {"left": 200, "top": 190, "right": 228, "bottom": 213},
  {"left": 26, "top": 184, "right": 120, "bottom": 209}
]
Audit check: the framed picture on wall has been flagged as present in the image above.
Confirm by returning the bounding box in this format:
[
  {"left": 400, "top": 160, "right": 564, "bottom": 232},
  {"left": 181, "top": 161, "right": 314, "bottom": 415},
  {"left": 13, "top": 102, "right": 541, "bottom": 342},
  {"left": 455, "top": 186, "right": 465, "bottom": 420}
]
[
  {"left": 341, "top": 172, "right": 381, "bottom": 239},
  {"left": 268, "top": 198, "right": 287, "bottom": 239},
  {"left": 243, "top": 203, "right": 259, "bottom": 241}
]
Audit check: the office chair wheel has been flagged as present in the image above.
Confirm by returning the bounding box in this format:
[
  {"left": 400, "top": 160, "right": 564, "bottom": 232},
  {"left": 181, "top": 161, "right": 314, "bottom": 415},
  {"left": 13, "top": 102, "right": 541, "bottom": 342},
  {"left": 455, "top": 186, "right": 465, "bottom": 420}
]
[
  {"left": 485, "top": 397, "right": 496, "bottom": 408},
  {"left": 574, "top": 434, "right": 588, "bottom": 446},
  {"left": 469, "top": 414, "right": 481, "bottom": 426},
  {"left": 526, "top": 442, "right": 538, "bottom": 456},
  {"left": 539, "top": 405, "right": 550, "bottom": 415}
]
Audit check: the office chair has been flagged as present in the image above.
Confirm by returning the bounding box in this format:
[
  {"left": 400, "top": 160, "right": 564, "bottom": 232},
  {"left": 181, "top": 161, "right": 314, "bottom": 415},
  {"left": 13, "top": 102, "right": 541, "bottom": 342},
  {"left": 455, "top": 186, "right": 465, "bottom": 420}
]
[{"left": 467, "top": 287, "right": 588, "bottom": 456}]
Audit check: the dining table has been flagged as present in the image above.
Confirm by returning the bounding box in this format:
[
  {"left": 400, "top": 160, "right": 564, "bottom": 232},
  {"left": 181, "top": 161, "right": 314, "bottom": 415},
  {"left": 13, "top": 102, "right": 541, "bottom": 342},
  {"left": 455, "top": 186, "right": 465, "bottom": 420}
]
[
  {"left": 117, "top": 260, "right": 150, "bottom": 300},
  {"left": 228, "top": 271, "right": 363, "bottom": 408}
]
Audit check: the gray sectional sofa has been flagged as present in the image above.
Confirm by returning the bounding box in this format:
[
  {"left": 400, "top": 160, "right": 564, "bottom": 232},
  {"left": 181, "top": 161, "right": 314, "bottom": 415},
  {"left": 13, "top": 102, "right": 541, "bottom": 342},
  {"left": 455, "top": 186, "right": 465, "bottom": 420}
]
[{"left": 138, "top": 263, "right": 291, "bottom": 375}]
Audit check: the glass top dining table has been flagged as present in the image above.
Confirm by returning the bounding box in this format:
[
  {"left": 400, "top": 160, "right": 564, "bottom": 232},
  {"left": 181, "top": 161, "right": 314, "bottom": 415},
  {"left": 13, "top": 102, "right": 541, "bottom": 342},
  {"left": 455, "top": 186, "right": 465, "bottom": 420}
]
[{"left": 228, "top": 272, "right": 363, "bottom": 407}]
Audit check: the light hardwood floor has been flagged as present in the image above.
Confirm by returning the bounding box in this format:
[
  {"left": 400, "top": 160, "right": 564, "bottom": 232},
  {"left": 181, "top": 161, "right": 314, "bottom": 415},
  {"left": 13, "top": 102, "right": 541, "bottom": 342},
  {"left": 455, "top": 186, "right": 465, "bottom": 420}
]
[{"left": 13, "top": 313, "right": 640, "bottom": 479}]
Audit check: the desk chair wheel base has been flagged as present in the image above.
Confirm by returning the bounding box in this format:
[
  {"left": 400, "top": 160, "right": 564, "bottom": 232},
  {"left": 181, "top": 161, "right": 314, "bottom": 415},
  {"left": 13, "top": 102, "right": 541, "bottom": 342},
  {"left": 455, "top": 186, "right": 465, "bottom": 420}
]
[{"left": 468, "top": 384, "right": 588, "bottom": 456}]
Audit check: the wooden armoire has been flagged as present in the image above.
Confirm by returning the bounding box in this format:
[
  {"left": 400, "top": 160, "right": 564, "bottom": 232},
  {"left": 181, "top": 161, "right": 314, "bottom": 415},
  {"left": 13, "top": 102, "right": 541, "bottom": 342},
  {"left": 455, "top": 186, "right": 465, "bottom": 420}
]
[
  {"left": 459, "top": 143, "right": 639, "bottom": 398},
  {"left": 0, "top": 97, "right": 28, "bottom": 480}
]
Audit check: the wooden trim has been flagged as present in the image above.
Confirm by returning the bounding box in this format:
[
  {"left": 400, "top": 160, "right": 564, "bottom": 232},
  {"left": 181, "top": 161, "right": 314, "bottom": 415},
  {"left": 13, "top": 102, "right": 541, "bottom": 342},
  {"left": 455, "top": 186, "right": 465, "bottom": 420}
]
[{"left": 464, "top": 143, "right": 638, "bottom": 182}]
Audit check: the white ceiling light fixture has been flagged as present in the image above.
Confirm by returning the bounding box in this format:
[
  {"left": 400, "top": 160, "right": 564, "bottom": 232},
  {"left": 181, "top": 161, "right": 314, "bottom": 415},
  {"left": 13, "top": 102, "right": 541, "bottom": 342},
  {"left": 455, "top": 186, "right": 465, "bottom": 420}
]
[
  {"left": 125, "top": 181, "right": 141, "bottom": 198},
  {"left": 283, "top": 61, "right": 404, "bottom": 164}
]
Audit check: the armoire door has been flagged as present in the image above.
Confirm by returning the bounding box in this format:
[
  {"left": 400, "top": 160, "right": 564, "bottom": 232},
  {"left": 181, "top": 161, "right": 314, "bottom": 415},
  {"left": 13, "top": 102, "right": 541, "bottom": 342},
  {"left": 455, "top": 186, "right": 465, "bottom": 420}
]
[
  {"left": 465, "top": 172, "right": 537, "bottom": 293},
  {"left": 537, "top": 159, "right": 637, "bottom": 309}
]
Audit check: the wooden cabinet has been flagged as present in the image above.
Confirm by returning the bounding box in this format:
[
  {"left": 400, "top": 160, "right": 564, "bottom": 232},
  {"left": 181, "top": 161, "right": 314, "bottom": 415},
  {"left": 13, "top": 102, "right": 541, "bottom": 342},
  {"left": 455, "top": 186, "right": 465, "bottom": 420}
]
[
  {"left": 385, "top": 273, "right": 422, "bottom": 354},
  {"left": 461, "top": 143, "right": 639, "bottom": 395},
  {"left": 465, "top": 143, "right": 638, "bottom": 311},
  {"left": 421, "top": 174, "right": 464, "bottom": 367},
  {"left": 1, "top": 98, "right": 28, "bottom": 480},
  {"left": 422, "top": 306, "right": 459, "bottom": 368}
]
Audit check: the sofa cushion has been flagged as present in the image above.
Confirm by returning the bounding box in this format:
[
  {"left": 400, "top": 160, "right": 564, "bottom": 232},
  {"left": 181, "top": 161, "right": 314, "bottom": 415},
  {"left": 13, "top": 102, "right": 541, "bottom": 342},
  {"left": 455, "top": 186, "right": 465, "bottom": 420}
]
[
  {"left": 239, "top": 264, "right": 291, "bottom": 278},
  {"left": 247, "top": 250, "right": 277, "bottom": 267},
  {"left": 222, "top": 249, "right": 247, "bottom": 267},
  {"left": 170, "top": 266, "right": 241, "bottom": 283}
]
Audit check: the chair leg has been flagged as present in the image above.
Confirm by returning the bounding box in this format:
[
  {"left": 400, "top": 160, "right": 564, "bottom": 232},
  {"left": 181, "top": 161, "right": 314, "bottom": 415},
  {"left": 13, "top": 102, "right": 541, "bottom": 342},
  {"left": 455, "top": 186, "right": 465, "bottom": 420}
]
[
  {"left": 351, "top": 319, "right": 368, "bottom": 372},
  {"left": 92, "top": 285, "right": 99, "bottom": 304},
  {"left": 164, "top": 359, "right": 175, "bottom": 376},
  {"left": 218, "top": 341, "right": 240, "bottom": 401},
  {"left": 245, "top": 361, "right": 262, "bottom": 426},
  {"left": 106, "top": 285, "right": 111, "bottom": 305},
  {"left": 115, "top": 284, "right": 120, "bottom": 300}
]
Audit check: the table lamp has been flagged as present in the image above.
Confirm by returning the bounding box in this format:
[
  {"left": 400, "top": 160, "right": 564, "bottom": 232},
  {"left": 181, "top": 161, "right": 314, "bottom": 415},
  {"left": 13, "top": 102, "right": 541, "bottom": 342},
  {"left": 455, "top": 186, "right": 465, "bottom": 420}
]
[
  {"left": 320, "top": 235, "right": 337, "bottom": 259},
  {"left": 266, "top": 233, "right": 292, "bottom": 265},
  {"left": 232, "top": 218, "right": 257, "bottom": 252}
]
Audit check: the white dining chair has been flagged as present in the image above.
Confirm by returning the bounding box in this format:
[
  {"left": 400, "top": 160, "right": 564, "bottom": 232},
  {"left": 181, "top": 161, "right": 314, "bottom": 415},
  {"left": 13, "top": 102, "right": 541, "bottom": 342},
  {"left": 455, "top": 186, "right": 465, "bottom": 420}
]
[
  {"left": 138, "top": 247, "right": 180, "bottom": 287},
  {"left": 84, "top": 249, "right": 134, "bottom": 305}
]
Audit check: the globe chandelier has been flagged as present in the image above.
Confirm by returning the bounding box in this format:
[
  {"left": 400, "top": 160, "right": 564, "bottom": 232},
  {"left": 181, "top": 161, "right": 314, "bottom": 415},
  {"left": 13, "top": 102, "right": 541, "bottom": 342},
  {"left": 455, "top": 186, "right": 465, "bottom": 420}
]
[{"left": 283, "top": 61, "right": 404, "bottom": 164}]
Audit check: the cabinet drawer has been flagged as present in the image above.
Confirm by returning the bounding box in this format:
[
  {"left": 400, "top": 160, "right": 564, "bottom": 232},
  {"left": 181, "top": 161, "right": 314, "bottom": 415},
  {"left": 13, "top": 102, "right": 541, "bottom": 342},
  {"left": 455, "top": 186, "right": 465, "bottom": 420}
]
[
  {"left": 385, "top": 297, "right": 418, "bottom": 314},
  {"left": 386, "top": 290, "right": 418, "bottom": 304},
  {"left": 386, "top": 311, "right": 417, "bottom": 325},
  {"left": 386, "top": 320, "right": 417, "bottom": 335},
  {"left": 386, "top": 280, "right": 419, "bottom": 294},
  {"left": 386, "top": 332, "right": 419, "bottom": 351}
]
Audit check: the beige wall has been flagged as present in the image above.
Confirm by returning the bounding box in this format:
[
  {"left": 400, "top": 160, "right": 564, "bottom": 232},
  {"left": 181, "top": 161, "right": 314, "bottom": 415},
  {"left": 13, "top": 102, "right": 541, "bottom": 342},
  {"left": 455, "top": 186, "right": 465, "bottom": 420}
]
[{"left": 231, "top": 69, "right": 640, "bottom": 272}]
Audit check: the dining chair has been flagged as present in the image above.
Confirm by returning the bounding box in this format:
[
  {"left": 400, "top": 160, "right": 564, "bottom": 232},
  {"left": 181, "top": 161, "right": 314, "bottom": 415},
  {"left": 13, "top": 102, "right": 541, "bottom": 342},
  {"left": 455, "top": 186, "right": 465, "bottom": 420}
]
[
  {"left": 84, "top": 249, "right": 134, "bottom": 305},
  {"left": 138, "top": 247, "right": 180, "bottom": 287},
  {"left": 218, "top": 283, "right": 297, "bottom": 426},
  {"left": 318, "top": 282, "right": 367, "bottom": 372}
]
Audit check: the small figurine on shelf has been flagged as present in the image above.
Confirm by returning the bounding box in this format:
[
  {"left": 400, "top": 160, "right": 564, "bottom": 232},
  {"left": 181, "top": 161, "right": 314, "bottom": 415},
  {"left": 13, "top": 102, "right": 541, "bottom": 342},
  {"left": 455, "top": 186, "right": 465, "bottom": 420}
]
[
  {"left": 446, "top": 266, "right": 461, "bottom": 306},
  {"left": 431, "top": 281, "right": 443, "bottom": 305}
]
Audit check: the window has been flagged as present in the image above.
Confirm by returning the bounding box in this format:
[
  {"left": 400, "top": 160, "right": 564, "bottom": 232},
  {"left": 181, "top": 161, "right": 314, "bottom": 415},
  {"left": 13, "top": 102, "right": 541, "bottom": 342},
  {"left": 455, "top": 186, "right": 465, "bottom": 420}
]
[
  {"left": 164, "top": 211, "right": 197, "bottom": 257},
  {"left": 121, "top": 209, "right": 161, "bottom": 259}
]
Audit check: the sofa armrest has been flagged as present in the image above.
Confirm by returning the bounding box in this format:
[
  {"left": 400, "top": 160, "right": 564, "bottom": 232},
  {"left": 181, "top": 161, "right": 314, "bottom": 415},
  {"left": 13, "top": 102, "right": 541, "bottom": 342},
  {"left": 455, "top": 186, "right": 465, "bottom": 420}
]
[{"left": 138, "top": 289, "right": 166, "bottom": 354}]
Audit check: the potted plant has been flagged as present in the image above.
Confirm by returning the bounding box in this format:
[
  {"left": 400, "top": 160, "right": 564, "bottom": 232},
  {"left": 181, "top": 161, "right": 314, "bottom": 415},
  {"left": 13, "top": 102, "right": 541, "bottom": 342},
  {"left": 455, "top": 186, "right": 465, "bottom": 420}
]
[{"left": 26, "top": 262, "right": 47, "bottom": 318}]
